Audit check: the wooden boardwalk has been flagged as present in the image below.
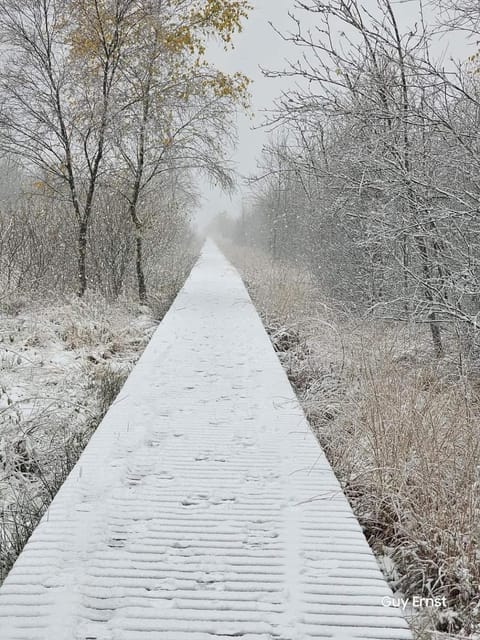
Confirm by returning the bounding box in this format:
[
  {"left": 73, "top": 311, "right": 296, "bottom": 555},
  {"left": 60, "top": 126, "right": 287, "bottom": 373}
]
[{"left": 0, "top": 241, "right": 411, "bottom": 639}]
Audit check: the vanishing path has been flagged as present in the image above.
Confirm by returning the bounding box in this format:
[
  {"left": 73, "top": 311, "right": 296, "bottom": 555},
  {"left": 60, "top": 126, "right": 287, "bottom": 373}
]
[{"left": 0, "top": 241, "right": 411, "bottom": 639}]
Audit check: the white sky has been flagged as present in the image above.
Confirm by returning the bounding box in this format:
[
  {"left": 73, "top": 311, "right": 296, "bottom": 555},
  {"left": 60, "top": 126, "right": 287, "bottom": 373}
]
[
  {"left": 195, "top": 0, "right": 295, "bottom": 227},
  {"left": 194, "top": 0, "right": 475, "bottom": 229}
]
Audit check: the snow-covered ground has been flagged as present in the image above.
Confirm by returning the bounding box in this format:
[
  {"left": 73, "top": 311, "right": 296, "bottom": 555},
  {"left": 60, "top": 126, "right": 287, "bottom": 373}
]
[
  {"left": 0, "top": 295, "right": 157, "bottom": 580},
  {"left": 0, "top": 241, "right": 411, "bottom": 639}
]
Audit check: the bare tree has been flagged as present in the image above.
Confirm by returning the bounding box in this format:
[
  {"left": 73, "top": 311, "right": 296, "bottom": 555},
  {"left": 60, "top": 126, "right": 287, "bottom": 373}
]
[
  {"left": 0, "top": 0, "right": 139, "bottom": 295},
  {"left": 247, "top": 0, "right": 480, "bottom": 356},
  {"left": 113, "top": 3, "right": 246, "bottom": 301}
]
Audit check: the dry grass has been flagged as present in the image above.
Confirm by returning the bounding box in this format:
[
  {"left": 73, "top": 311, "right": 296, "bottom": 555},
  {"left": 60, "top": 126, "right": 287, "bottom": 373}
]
[
  {"left": 0, "top": 396, "right": 96, "bottom": 579},
  {"left": 343, "top": 342, "right": 480, "bottom": 636},
  {"left": 91, "top": 362, "right": 130, "bottom": 417},
  {"left": 227, "top": 244, "right": 318, "bottom": 325},
  {"left": 146, "top": 239, "right": 198, "bottom": 320},
  {"left": 225, "top": 240, "right": 480, "bottom": 639}
]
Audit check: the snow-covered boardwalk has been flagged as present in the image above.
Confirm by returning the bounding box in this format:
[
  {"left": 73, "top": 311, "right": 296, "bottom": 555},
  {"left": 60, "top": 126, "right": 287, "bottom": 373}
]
[{"left": 0, "top": 242, "right": 411, "bottom": 640}]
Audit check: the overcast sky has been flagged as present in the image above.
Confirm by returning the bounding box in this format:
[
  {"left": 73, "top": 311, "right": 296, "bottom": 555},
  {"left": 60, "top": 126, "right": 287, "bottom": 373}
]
[
  {"left": 194, "top": 0, "right": 295, "bottom": 228},
  {"left": 194, "top": 0, "right": 475, "bottom": 229}
]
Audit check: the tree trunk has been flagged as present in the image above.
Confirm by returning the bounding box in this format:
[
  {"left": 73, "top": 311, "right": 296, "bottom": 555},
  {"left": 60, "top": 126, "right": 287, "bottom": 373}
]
[
  {"left": 136, "top": 233, "right": 147, "bottom": 303},
  {"left": 78, "top": 220, "right": 88, "bottom": 297},
  {"left": 415, "top": 233, "right": 444, "bottom": 357},
  {"left": 429, "top": 311, "right": 444, "bottom": 358}
]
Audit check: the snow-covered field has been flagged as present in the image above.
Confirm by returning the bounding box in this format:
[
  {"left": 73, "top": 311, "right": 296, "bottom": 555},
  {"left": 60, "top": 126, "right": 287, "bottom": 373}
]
[{"left": 0, "top": 294, "right": 157, "bottom": 581}]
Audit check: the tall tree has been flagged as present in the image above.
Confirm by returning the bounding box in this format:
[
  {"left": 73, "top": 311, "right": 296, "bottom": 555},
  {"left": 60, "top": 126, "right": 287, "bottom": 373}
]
[
  {"left": 0, "top": 0, "right": 139, "bottom": 295},
  {"left": 0, "top": 0, "right": 250, "bottom": 297},
  {"left": 113, "top": 0, "right": 250, "bottom": 301}
]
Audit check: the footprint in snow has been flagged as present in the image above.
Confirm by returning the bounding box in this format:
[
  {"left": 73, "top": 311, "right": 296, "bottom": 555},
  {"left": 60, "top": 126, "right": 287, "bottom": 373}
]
[{"left": 181, "top": 493, "right": 210, "bottom": 507}]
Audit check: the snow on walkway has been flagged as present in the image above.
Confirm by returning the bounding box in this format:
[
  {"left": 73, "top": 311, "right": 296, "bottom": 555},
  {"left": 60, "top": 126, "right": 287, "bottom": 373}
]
[{"left": 0, "top": 241, "right": 411, "bottom": 640}]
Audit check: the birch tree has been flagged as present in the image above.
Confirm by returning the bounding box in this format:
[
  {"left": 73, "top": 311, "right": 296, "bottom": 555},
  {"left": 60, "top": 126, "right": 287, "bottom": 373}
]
[
  {"left": 113, "top": 0, "right": 249, "bottom": 301},
  {"left": 0, "top": 0, "right": 250, "bottom": 297},
  {"left": 0, "top": 0, "right": 140, "bottom": 296}
]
